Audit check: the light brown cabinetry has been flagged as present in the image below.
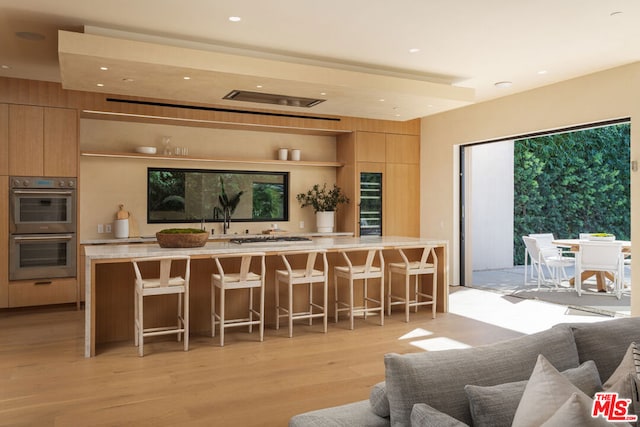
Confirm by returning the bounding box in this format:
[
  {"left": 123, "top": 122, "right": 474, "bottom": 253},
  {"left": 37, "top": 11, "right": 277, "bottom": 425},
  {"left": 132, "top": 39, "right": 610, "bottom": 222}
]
[
  {"left": 8, "top": 105, "right": 78, "bottom": 177},
  {"left": 337, "top": 131, "right": 420, "bottom": 236},
  {"left": 0, "top": 104, "right": 8, "bottom": 175},
  {"left": 0, "top": 176, "right": 8, "bottom": 308},
  {"left": 3, "top": 104, "right": 79, "bottom": 308},
  {"left": 8, "top": 277, "right": 78, "bottom": 307}
]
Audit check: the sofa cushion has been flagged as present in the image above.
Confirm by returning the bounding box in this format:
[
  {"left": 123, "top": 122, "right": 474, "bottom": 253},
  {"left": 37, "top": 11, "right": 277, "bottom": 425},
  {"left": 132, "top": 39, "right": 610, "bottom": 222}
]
[
  {"left": 370, "top": 382, "right": 390, "bottom": 417},
  {"left": 288, "top": 400, "right": 389, "bottom": 427},
  {"left": 512, "top": 354, "right": 589, "bottom": 427},
  {"left": 465, "top": 360, "right": 602, "bottom": 427},
  {"left": 410, "top": 403, "right": 469, "bottom": 427},
  {"left": 384, "top": 324, "right": 579, "bottom": 427},
  {"left": 569, "top": 317, "right": 640, "bottom": 381}
]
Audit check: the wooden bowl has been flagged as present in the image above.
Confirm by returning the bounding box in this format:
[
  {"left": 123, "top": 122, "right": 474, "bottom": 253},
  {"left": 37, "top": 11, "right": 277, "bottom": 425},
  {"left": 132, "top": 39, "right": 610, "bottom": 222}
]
[{"left": 156, "top": 230, "right": 209, "bottom": 248}]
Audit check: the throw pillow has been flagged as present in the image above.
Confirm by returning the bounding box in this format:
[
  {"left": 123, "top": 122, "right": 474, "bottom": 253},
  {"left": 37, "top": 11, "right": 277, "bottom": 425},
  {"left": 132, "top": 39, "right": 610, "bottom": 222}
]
[
  {"left": 465, "top": 360, "right": 602, "bottom": 427},
  {"left": 512, "top": 354, "right": 589, "bottom": 427},
  {"left": 541, "top": 392, "right": 629, "bottom": 427},
  {"left": 603, "top": 342, "right": 640, "bottom": 396},
  {"left": 410, "top": 403, "right": 469, "bottom": 427},
  {"left": 370, "top": 382, "right": 390, "bottom": 418}
]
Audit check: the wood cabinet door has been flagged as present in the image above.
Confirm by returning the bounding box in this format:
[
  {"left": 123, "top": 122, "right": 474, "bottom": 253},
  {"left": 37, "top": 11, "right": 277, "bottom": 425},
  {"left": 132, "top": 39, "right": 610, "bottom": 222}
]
[
  {"left": 385, "top": 163, "right": 420, "bottom": 236},
  {"left": 8, "top": 105, "right": 44, "bottom": 176},
  {"left": 356, "top": 131, "right": 386, "bottom": 163},
  {"left": 386, "top": 134, "right": 419, "bottom": 164},
  {"left": 0, "top": 176, "right": 7, "bottom": 308},
  {"left": 0, "top": 104, "right": 8, "bottom": 175},
  {"left": 44, "top": 107, "right": 78, "bottom": 177}
]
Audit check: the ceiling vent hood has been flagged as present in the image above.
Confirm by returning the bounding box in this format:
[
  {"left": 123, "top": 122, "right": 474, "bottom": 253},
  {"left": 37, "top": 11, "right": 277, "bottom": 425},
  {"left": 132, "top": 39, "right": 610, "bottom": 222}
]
[{"left": 223, "top": 90, "right": 325, "bottom": 108}]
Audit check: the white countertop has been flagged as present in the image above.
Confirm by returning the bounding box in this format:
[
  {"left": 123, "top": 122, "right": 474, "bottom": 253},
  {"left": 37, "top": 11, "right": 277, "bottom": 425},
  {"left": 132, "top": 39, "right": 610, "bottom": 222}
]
[
  {"left": 81, "top": 231, "right": 353, "bottom": 245},
  {"left": 83, "top": 235, "right": 448, "bottom": 260}
]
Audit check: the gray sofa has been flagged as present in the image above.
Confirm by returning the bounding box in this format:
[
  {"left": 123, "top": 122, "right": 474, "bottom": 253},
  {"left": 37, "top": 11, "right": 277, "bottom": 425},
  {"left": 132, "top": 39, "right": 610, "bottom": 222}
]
[{"left": 289, "top": 316, "right": 640, "bottom": 426}]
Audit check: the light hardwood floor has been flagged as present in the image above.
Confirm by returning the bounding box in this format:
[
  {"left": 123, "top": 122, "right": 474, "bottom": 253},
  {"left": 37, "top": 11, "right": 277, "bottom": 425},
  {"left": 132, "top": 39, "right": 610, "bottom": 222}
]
[{"left": 0, "top": 292, "right": 523, "bottom": 426}]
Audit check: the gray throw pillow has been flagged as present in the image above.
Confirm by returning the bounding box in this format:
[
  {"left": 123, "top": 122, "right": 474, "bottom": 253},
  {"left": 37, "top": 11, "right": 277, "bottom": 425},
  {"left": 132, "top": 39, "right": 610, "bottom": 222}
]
[
  {"left": 370, "top": 381, "right": 390, "bottom": 417},
  {"left": 410, "top": 403, "right": 469, "bottom": 427},
  {"left": 465, "top": 360, "right": 602, "bottom": 427}
]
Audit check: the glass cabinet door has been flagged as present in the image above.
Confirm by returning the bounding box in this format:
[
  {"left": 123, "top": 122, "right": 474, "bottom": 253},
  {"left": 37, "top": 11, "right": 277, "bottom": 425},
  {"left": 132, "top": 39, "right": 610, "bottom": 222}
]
[{"left": 359, "top": 172, "right": 382, "bottom": 236}]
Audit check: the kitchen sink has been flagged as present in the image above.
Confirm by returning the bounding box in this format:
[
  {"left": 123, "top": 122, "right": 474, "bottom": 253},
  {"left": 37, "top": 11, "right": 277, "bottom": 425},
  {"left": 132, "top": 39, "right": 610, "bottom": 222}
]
[{"left": 229, "top": 236, "right": 312, "bottom": 244}]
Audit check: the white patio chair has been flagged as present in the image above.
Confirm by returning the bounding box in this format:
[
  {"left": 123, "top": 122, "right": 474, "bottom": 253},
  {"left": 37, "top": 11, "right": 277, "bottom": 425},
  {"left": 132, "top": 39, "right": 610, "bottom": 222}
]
[
  {"left": 575, "top": 241, "right": 624, "bottom": 298},
  {"left": 522, "top": 236, "right": 574, "bottom": 290}
]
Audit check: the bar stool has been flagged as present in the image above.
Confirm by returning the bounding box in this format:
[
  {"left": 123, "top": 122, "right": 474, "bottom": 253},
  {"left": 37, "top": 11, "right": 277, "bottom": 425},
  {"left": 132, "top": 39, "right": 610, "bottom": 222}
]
[
  {"left": 132, "top": 255, "right": 190, "bottom": 357},
  {"left": 334, "top": 247, "right": 385, "bottom": 330},
  {"left": 387, "top": 246, "right": 438, "bottom": 322},
  {"left": 211, "top": 252, "right": 266, "bottom": 346},
  {"left": 275, "top": 249, "right": 328, "bottom": 338}
]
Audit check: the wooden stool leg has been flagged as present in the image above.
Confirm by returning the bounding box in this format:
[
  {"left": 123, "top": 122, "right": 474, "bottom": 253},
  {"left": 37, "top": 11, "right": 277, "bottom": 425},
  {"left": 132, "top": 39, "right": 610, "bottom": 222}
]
[
  {"left": 220, "top": 287, "right": 225, "bottom": 347},
  {"left": 349, "top": 277, "right": 354, "bottom": 330},
  {"left": 275, "top": 275, "right": 280, "bottom": 331},
  {"left": 334, "top": 275, "right": 339, "bottom": 323},
  {"left": 288, "top": 281, "right": 294, "bottom": 338},
  {"left": 211, "top": 284, "right": 216, "bottom": 338},
  {"left": 404, "top": 274, "right": 410, "bottom": 323}
]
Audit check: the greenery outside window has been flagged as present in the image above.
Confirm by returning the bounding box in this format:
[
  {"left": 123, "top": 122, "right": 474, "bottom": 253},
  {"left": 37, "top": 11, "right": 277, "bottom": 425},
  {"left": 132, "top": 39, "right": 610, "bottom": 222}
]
[{"left": 148, "top": 168, "right": 289, "bottom": 224}]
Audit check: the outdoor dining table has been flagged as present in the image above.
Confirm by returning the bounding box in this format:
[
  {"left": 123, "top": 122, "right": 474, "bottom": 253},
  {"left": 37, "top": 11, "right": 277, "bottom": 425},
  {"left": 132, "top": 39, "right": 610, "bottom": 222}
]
[{"left": 552, "top": 239, "right": 631, "bottom": 292}]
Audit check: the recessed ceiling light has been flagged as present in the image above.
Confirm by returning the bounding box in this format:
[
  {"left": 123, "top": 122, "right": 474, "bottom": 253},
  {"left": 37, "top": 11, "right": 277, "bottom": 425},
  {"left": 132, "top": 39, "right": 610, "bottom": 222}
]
[
  {"left": 256, "top": 84, "right": 263, "bottom": 88},
  {"left": 1, "top": 64, "right": 10, "bottom": 70},
  {"left": 96, "top": 83, "right": 104, "bottom": 87},
  {"left": 320, "top": 92, "right": 327, "bottom": 96},
  {"left": 537, "top": 70, "right": 548, "bottom": 75},
  {"left": 379, "top": 98, "right": 385, "bottom": 102},
  {"left": 183, "top": 76, "right": 191, "bottom": 80},
  {"left": 229, "top": 16, "right": 242, "bottom": 22},
  {"left": 100, "top": 66, "right": 108, "bottom": 71},
  {"left": 408, "top": 48, "right": 420, "bottom": 53},
  {"left": 15, "top": 31, "right": 45, "bottom": 41},
  {"left": 494, "top": 81, "right": 513, "bottom": 89}
]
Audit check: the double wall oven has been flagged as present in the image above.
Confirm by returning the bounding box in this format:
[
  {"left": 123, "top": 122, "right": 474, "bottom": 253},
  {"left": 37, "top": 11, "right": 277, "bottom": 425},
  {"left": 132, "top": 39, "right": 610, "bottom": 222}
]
[{"left": 9, "top": 176, "right": 77, "bottom": 281}]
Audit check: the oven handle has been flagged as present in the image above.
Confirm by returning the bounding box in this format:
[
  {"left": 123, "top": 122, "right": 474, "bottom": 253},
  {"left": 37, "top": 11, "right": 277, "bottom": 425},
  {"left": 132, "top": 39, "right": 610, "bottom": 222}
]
[
  {"left": 13, "top": 234, "right": 74, "bottom": 241},
  {"left": 12, "top": 190, "right": 74, "bottom": 196}
]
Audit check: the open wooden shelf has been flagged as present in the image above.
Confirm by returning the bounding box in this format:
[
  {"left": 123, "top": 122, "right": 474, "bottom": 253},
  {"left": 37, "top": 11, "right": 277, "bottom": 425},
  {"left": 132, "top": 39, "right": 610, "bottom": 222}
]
[{"left": 80, "top": 150, "right": 344, "bottom": 168}]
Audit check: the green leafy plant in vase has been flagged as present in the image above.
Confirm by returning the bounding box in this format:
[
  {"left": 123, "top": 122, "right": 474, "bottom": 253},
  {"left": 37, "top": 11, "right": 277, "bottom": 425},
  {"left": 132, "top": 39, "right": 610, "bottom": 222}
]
[{"left": 296, "top": 183, "right": 349, "bottom": 232}]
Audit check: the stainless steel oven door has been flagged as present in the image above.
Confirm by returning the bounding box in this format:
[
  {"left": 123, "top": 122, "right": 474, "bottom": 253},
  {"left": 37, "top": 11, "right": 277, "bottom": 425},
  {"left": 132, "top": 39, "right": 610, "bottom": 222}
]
[
  {"left": 10, "top": 189, "right": 76, "bottom": 234},
  {"left": 9, "top": 234, "right": 77, "bottom": 280}
]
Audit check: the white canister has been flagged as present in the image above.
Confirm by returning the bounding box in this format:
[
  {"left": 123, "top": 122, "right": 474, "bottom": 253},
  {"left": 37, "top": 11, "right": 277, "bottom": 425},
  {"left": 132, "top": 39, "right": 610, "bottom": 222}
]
[
  {"left": 278, "top": 148, "right": 288, "bottom": 161},
  {"left": 114, "top": 219, "right": 129, "bottom": 238},
  {"left": 291, "top": 149, "right": 301, "bottom": 161}
]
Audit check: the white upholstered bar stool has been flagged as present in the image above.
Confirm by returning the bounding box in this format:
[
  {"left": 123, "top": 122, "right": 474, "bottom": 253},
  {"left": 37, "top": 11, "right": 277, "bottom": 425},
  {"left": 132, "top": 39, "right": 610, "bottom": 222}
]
[
  {"left": 132, "top": 255, "right": 190, "bottom": 357},
  {"left": 387, "top": 246, "right": 438, "bottom": 322},
  {"left": 334, "top": 247, "right": 385, "bottom": 330},
  {"left": 211, "top": 252, "right": 266, "bottom": 346},
  {"left": 275, "top": 249, "right": 328, "bottom": 338}
]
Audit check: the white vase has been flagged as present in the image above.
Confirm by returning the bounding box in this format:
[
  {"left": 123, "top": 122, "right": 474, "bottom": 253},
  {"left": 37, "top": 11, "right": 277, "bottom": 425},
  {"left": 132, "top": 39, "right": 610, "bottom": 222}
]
[{"left": 316, "top": 211, "right": 335, "bottom": 233}]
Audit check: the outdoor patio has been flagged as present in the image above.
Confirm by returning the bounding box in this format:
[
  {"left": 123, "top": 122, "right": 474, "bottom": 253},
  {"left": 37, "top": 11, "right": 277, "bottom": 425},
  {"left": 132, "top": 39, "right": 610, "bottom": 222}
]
[{"left": 470, "top": 265, "right": 631, "bottom": 317}]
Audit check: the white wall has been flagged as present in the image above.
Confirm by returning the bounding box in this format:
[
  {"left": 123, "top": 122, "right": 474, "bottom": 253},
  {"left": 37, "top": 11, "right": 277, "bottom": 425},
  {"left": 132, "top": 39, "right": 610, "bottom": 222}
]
[
  {"left": 469, "top": 141, "right": 514, "bottom": 271},
  {"left": 420, "top": 62, "right": 640, "bottom": 315}
]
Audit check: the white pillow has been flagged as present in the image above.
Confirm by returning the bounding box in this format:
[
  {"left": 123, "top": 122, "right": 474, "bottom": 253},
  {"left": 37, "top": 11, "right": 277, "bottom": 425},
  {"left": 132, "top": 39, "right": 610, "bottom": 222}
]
[
  {"left": 512, "top": 354, "right": 589, "bottom": 427},
  {"left": 541, "top": 392, "right": 627, "bottom": 427},
  {"left": 603, "top": 342, "right": 640, "bottom": 397}
]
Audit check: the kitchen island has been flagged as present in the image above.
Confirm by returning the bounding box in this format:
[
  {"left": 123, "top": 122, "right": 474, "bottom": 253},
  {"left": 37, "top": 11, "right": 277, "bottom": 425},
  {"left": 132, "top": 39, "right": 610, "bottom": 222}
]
[{"left": 83, "top": 236, "right": 448, "bottom": 357}]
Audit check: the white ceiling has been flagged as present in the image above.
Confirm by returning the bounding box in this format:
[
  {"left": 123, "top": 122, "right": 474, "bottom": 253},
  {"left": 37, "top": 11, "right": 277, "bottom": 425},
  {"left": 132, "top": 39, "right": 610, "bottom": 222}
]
[{"left": 1, "top": 0, "right": 639, "bottom": 121}]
